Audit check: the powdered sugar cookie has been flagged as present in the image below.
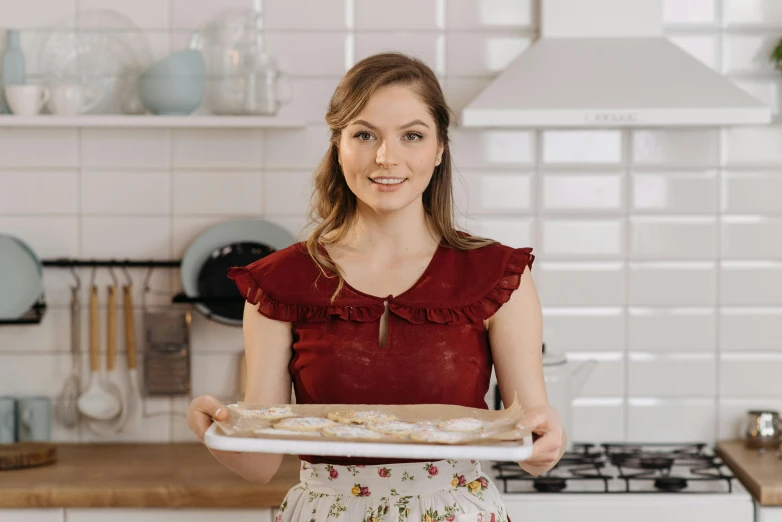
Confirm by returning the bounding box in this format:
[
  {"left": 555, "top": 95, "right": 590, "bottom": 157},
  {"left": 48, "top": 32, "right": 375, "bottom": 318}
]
[
  {"left": 367, "top": 420, "right": 416, "bottom": 437},
  {"left": 230, "top": 405, "right": 296, "bottom": 420},
  {"left": 254, "top": 427, "right": 322, "bottom": 437},
  {"left": 274, "top": 416, "right": 337, "bottom": 432},
  {"left": 327, "top": 410, "right": 397, "bottom": 425},
  {"left": 410, "top": 428, "right": 470, "bottom": 444},
  {"left": 322, "top": 425, "right": 387, "bottom": 439},
  {"left": 413, "top": 420, "right": 439, "bottom": 430},
  {"left": 439, "top": 418, "right": 485, "bottom": 432}
]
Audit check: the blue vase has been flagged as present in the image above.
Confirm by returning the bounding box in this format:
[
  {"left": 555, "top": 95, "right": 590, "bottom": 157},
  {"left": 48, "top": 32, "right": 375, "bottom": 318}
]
[{"left": 0, "top": 29, "right": 27, "bottom": 114}]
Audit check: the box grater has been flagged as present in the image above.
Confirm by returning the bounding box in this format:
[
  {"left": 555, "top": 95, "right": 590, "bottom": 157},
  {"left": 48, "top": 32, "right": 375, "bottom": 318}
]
[{"left": 142, "top": 308, "right": 191, "bottom": 396}]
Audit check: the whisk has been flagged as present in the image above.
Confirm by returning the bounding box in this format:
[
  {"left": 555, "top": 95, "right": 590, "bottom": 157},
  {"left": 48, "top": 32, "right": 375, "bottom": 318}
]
[{"left": 55, "top": 282, "right": 82, "bottom": 428}]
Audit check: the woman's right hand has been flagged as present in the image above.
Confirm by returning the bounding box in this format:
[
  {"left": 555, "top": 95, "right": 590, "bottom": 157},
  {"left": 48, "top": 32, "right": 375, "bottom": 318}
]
[{"left": 187, "top": 395, "right": 228, "bottom": 442}]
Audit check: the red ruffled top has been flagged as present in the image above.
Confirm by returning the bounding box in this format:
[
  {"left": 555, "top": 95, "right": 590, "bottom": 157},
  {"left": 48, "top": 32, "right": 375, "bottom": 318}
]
[{"left": 227, "top": 239, "right": 534, "bottom": 465}]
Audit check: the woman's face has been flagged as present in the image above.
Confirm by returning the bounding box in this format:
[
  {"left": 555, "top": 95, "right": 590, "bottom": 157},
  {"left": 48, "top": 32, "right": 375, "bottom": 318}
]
[{"left": 338, "top": 84, "right": 444, "bottom": 215}]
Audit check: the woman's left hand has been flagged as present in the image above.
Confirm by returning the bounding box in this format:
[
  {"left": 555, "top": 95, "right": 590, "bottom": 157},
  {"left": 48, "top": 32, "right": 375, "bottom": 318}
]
[{"left": 515, "top": 404, "right": 565, "bottom": 476}]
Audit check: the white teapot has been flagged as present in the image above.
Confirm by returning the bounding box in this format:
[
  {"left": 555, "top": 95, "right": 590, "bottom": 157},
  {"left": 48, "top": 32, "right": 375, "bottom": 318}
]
[{"left": 542, "top": 344, "right": 596, "bottom": 451}]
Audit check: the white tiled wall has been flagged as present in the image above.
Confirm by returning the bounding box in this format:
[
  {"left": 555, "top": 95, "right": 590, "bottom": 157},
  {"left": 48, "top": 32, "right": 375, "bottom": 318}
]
[{"left": 1, "top": 0, "right": 781, "bottom": 447}]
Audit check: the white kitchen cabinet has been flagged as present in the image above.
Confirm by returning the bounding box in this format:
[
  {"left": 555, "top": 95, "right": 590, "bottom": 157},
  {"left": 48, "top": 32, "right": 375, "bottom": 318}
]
[
  {"left": 64, "top": 508, "right": 274, "bottom": 522},
  {"left": 0, "top": 509, "right": 64, "bottom": 522}
]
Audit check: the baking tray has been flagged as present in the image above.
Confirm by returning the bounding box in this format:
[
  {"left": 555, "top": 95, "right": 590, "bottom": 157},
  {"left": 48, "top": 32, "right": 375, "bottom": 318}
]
[{"left": 204, "top": 422, "right": 534, "bottom": 460}]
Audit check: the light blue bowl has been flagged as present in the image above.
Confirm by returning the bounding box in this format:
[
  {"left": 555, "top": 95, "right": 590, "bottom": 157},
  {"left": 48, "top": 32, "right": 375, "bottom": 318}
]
[
  {"left": 143, "top": 49, "right": 205, "bottom": 78},
  {"left": 139, "top": 75, "right": 205, "bottom": 115}
]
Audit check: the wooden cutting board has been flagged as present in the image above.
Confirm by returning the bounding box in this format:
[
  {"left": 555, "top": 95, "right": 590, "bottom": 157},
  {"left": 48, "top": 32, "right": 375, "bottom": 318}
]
[
  {"left": 0, "top": 443, "right": 57, "bottom": 471},
  {"left": 716, "top": 440, "right": 782, "bottom": 505}
]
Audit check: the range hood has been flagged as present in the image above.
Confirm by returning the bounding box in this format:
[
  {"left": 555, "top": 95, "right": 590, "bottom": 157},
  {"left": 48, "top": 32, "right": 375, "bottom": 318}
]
[{"left": 460, "top": 0, "right": 771, "bottom": 127}]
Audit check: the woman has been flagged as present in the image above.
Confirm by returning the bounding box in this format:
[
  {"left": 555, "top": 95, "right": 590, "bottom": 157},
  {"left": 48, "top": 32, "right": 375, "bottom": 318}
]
[{"left": 187, "top": 52, "right": 565, "bottom": 522}]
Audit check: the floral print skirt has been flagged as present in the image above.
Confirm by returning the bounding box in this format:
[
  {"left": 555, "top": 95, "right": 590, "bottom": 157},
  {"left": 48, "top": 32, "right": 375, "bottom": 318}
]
[{"left": 274, "top": 460, "right": 508, "bottom": 522}]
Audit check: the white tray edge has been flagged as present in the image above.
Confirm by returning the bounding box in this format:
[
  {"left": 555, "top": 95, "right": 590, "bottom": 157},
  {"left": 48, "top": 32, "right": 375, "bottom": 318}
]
[{"left": 204, "top": 423, "right": 533, "bottom": 461}]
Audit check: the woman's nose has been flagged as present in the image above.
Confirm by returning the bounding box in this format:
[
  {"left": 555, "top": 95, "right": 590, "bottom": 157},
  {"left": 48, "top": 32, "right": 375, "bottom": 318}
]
[{"left": 376, "top": 140, "right": 399, "bottom": 168}]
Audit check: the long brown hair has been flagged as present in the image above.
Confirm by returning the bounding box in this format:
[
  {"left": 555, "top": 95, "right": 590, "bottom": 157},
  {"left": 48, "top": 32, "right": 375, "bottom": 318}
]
[{"left": 304, "top": 52, "right": 496, "bottom": 300}]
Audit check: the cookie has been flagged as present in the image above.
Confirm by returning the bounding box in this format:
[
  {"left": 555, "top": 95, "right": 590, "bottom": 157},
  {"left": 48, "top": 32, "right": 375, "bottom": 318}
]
[
  {"left": 327, "top": 410, "right": 397, "bottom": 425},
  {"left": 410, "top": 428, "right": 470, "bottom": 444},
  {"left": 368, "top": 420, "right": 416, "bottom": 437},
  {"left": 322, "top": 425, "right": 387, "bottom": 439},
  {"left": 254, "top": 427, "right": 322, "bottom": 437},
  {"left": 274, "top": 416, "right": 337, "bottom": 432},
  {"left": 230, "top": 405, "right": 296, "bottom": 420},
  {"left": 439, "top": 418, "right": 485, "bottom": 432}
]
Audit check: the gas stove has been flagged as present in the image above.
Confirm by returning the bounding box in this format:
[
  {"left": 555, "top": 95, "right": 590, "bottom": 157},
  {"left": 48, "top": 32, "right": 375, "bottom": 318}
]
[{"left": 484, "top": 442, "right": 754, "bottom": 522}]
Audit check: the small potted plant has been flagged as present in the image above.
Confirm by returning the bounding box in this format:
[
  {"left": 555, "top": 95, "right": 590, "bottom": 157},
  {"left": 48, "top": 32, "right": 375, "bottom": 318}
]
[{"left": 770, "top": 37, "right": 782, "bottom": 72}]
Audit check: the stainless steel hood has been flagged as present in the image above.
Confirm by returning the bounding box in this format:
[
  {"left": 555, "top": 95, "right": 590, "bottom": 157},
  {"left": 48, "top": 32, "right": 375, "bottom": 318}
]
[{"left": 460, "top": 0, "right": 772, "bottom": 128}]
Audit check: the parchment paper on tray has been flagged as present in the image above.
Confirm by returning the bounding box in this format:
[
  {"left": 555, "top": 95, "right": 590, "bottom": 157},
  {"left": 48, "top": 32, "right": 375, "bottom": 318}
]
[{"left": 213, "top": 391, "right": 531, "bottom": 445}]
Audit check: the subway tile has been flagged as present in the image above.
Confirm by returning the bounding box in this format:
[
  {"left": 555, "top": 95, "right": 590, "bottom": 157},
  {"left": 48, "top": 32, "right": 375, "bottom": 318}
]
[
  {"left": 472, "top": 217, "right": 534, "bottom": 248},
  {"left": 171, "top": 216, "right": 231, "bottom": 260},
  {"left": 443, "top": 77, "right": 493, "bottom": 114},
  {"left": 355, "top": 32, "right": 443, "bottom": 76},
  {"left": 723, "top": 126, "right": 782, "bottom": 166},
  {"left": 566, "top": 352, "right": 625, "bottom": 397},
  {"left": 76, "top": 0, "right": 168, "bottom": 29},
  {"left": 191, "top": 353, "right": 243, "bottom": 398},
  {"left": 629, "top": 308, "right": 716, "bottom": 352},
  {"left": 722, "top": 216, "right": 782, "bottom": 259},
  {"left": 266, "top": 216, "right": 310, "bottom": 242},
  {"left": 723, "top": 34, "right": 777, "bottom": 74},
  {"left": 668, "top": 34, "right": 719, "bottom": 70},
  {"left": 81, "top": 171, "right": 170, "bottom": 215},
  {"left": 264, "top": 171, "right": 313, "bottom": 216},
  {"left": 172, "top": 171, "right": 262, "bottom": 216},
  {"left": 0, "top": 354, "right": 73, "bottom": 396},
  {"left": 0, "top": 128, "right": 78, "bottom": 168},
  {"left": 630, "top": 217, "right": 718, "bottom": 259},
  {"left": 459, "top": 171, "right": 533, "bottom": 214},
  {"left": 732, "top": 78, "right": 780, "bottom": 117},
  {"left": 719, "top": 398, "right": 782, "bottom": 440},
  {"left": 0, "top": 307, "right": 72, "bottom": 353},
  {"left": 537, "top": 262, "right": 625, "bottom": 306},
  {"left": 355, "top": 0, "right": 440, "bottom": 30},
  {"left": 542, "top": 307, "right": 625, "bottom": 352},
  {"left": 542, "top": 219, "right": 624, "bottom": 258},
  {"left": 170, "top": 0, "right": 250, "bottom": 30},
  {"left": 720, "top": 352, "right": 782, "bottom": 396},
  {"left": 628, "top": 352, "right": 716, "bottom": 396},
  {"left": 0, "top": 170, "right": 78, "bottom": 214},
  {"left": 190, "top": 313, "right": 244, "bottom": 354},
  {"left": 81, "top": 217, "right": 171, "bottom": 259},
  {"left": 720, "top": 308, "right": 782, "bottom": 351},
  {"left": 629, "top": 262, "right": 717, "bottom": 306},
  {"left": 632, "top": 129, "right": 719, "bottom": 166},
  {"left": 663, "top": 0, "right": 717, "bottom": 25},
  {"left": 723, "top": 0, "right": 782, "bottom": 26},
  {"left": 446, "top": 33, "right": 530, "bottom": 76},
  {"left": 543, "top": 130, "right": 622, "bottom": 164},
  {"left": 627, "top": 398, "right": 716, "bottom": 443},
  {"left": 0, "top": 0, "right": 75, "bottom": 28},
  {"left": 447, "top": 0, "right": 532, "bottom": 29},
  {"left": 172, "top": 129, "right": 263, "bottom": 169},
  {"left": 572, "top": 398, "right": 625, "bottom": 443},
  {"left": 265, "top": 32, "right": 348, "bottom": 76},
  {"left": 450, "top": 129, "right": 534, "bottom": 167},
  {"left": 721, "top": 261, "right": 782, "bottom": 305},
  {"left": 264, "top": 125, "right": 332, "bottom": 170},
  {"left": 80, "top": 129, "right": 170, "bottom": 169},
  {"left": 293, "top": 77, "right": 342, "bottom": 124},
  {"left": 0, "top": 217, "right": 79, "bottom": 259},
  {"left": 632, "top": 170, "right": 718, "bottom": 213},
  {"left": 542, "top": 173, "right": 622, "bottom": 212},
  {"left": 723, "top": 171, "right": 782, "bottom": 213},
  {"left": 264, "top": 0, "right": 348, "bottom": 30}
]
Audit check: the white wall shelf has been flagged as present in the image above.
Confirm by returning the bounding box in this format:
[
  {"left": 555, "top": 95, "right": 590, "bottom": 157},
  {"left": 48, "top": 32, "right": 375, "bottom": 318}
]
[{"left": 0, "top": 114, "right": 307, "bottom": 128}]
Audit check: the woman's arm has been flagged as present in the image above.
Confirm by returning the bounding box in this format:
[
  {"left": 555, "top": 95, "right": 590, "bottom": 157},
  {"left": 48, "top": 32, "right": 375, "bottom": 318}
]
[
  {"left": 486, "top": 265, "right": 566, "bottom": 476},
  {"left": 188, "top": 300, "right": 294, "bottom": 483}
]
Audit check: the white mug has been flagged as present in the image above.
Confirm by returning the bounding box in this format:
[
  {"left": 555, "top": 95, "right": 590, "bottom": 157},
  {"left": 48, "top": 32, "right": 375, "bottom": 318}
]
[
  {"left": 5, "top": 85, "right": 50, "bottom": 116},
  {"left": 47, "top": 84, "right": 84, "bottom": 115}
]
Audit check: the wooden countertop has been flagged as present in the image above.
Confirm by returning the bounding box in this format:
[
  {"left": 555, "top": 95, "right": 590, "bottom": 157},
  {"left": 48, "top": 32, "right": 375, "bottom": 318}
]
[
  {"left": 717, "top": 440, "right": 782, "bottom": 506},
  {"left": 0, "top": 443, "right": 300, "bottom": 508}
]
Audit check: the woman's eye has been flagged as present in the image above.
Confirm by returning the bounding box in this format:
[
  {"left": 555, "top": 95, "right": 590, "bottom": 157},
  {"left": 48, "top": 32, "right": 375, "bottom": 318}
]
[
  {"left": 355, "top": 131, "right": 374, "bottom": 141},
  {"left": 405, "top": 132, "right": 423, "bottom": 141}
]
